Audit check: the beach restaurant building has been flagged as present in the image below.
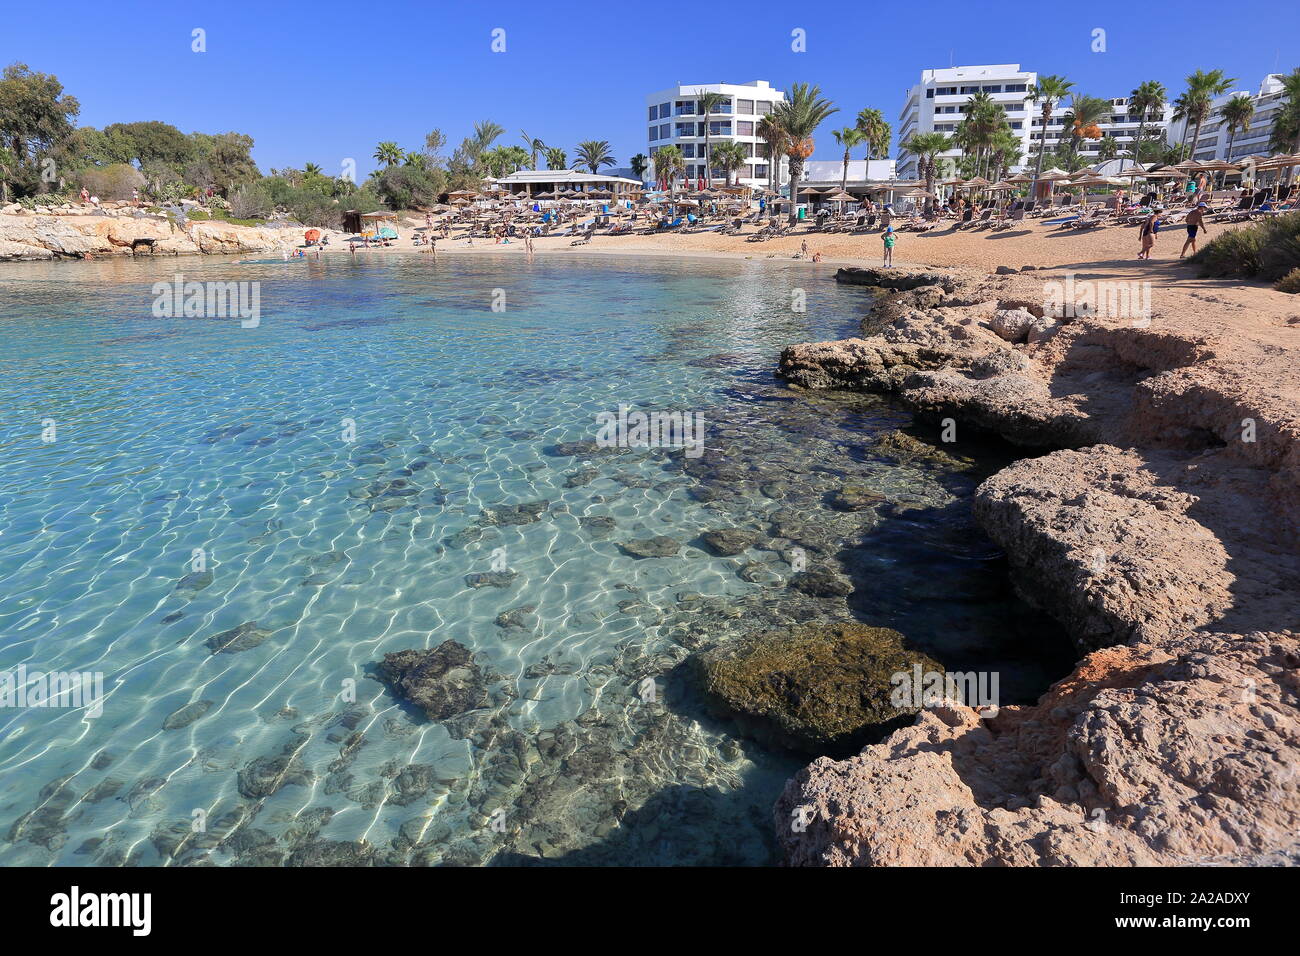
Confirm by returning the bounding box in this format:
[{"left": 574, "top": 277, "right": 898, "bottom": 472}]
[{"left": 492, "top": 169, "right": 642, "bottom": 200}]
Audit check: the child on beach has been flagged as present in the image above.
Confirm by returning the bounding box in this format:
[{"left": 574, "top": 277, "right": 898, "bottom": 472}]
[{"left": 882, "top": 226, "right": 895, "bottom": 267}]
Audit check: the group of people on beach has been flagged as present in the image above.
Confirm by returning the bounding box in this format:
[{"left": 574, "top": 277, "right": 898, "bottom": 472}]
[{"left": 1137, "top": 202, "right": 1211, "bottom": 260}]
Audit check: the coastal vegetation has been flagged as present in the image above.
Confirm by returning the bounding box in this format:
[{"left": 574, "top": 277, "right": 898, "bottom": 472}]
[{"left": 1190, "top": 211, "right": 1300, "bottom": 289}]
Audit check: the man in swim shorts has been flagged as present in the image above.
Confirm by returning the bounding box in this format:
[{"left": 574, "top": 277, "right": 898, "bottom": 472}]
[{"left": 1180, "top": 202, "right": 1209, "bottom": 258}]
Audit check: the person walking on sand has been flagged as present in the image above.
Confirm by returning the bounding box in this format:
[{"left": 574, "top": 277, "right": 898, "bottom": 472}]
[
  {"left": 1180, "top": 202, "right": 1209, "bottom": 258},
  {"left": 1138, "top": 209, "right": 1162, "bottom": 259},
  {"left": 882, "top": 226, "right": 896, "bottom": 267}
]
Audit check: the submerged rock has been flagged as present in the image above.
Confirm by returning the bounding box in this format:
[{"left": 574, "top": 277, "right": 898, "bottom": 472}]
[
  {"left": 827, "top": 484, "right": 886, "bottom": 511},
  {"left": 789, "top": 569, "right": 853, "bottom": 597},
  {"left": 162, "top": 699, "right": 214, "bottom": 731},
  {"left": 578, "top": 516, "right": 617, "bottom": 539},
  {"left": 700, "top": 528, "right": 758, "bottom": 556},
  {"left": 619, "top": 536, "right": 680, "bottom": 559},
  {"left": 375, "top": 641, "right": 488, "bottom": 721},
  {"left": 495, "top": 605, "right": 538, "bottom": 631},
  {"left": 465, "top": 571, "right": 517, "bottom": 589},
  {"left": 478, "top": 500, "right": 549, "bottom": 526},
  {"left": 236, "top": 754, "right": 314, "bottom": 799},
  {"left": 205, "top": 621, "right": 274, "bottom": 655},
  {"left": 176, "top": 569, "right": 214, "bottom": 593},
  {"left": 694, "top": 621, "right": 939, "bottom": 755}
]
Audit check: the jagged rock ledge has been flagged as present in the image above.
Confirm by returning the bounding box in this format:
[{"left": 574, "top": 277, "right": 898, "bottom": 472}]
[
  {"left": 774, "top": 266, "right": 1300, "bottom": 866},
  {"left": 0, "top": 209, "right": 327, "bottom": 260}
]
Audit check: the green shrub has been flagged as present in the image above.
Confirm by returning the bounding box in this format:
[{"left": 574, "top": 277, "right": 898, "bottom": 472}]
[
  {"left": 1276, "top": 267, "right": 1300, "bottom": 294},
  {"left": 228, "top": 181, "right": 274, "bottom": 219},
  {"left": 79, "top": 163, "right": 146, "bottom": 200},
  {"left": 1193, "top": 211, "right": 1300, "bottom": 281}
]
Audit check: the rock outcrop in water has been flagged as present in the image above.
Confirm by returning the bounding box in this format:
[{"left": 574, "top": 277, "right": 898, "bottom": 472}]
[
  {"left": 696, "top": 622, "right": 940, "bottom": 755},
  {"left": 0, "top": 209, "right": 319, "bottom": 260},
  {"left": 375, "top": 642, "right": 489, "bottom": 721},
  {"left": 775, "top": 266, "right": 1300, "bottom": 867}
]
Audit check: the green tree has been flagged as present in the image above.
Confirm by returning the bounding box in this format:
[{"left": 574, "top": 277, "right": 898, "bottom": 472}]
[
  {"left": 757, "top": 114, "right": 790, "bottom": 202},
  {"left": 0, "top": 62, "right": 80, "bottom": 195},
  {"left": 1128, "top": 80, "right": 1167, "bottom": 166},
  {"left": 710, "top": 141, "right": 746, "bottom": 187},
  {"left": 694, "top": 90, "right": 728, "bottom": 185},
  {"left": 188, "top": 131, "right": 258, "bottom": 195},
  {"left": 574, "top": 140, "right": 614, "bottom": 174},
  {"left": 653, "top": 144, "right": 685, "bottom": 201},
  {"left": 900, "top": 131, "right": 950, "bottom": 216},
  {"left": 831, "top": 127, "right": 866, "bottom": 192},
  {"left": 544, "top": 146, "right": 567, "bottom": 170},
  {"left": 1061, "top": 94, "right": 1111, "bottom": 161},
  {"left": 373, "top": 141, "right": 403, "bottom": 167},
  {"left": 771, "top": 83, "right": 838, "bottom": 221},
  {"left": 1027, "top": 75, "right": 1074, "bottom": 193},
  {"left": 520, "top": 129, "right": 546, "bottom": 170},
  {"left": 630, "top": 153, "right": 649, "bottom": 182},
  {"left": 854, "top": 107, "right": 891, "bottom": 160},
  {"left": 1173, "top": 69, "right": 1236, "bottom": 160},
  {"left": 1220, "top": 93, "right": 1255, "bottom": 162}
]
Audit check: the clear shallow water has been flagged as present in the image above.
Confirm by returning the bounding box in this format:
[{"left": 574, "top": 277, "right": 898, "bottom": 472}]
[{"left": 0, "top": 252, "right": 1072, "bottom": 866}]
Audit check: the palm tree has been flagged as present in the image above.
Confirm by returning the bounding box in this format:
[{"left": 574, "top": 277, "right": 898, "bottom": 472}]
[
  {"left": 694, "top": 90, "right": 728, "bottom": 186},
  {"left": 1097, "top": 137, "right": 1119, "bottom": 163},
  {"left": 544, "top": 146, "right": 567, "bottom": 170},
  {"left": 373, "top": 141, "right": 403, "bottom": 168},
  {"left": 900, "top": 131, "right": 950, "bottom": 216},
  {"left": 771, "top": 83, "right": 838, "bottom": 222},
  {"left": 1128, "top": 80, "right": 1167, "bottom": 167},
  {"left": 831, "top": 127, "right": 866, "bottom": 192},
  {"left": 954, "top": 91, "right": 1005, "bottom": 178},
  {"left": 1220, "top": 94, "right": 1255, "bottom": 162},
  {"left": 987, "top": 128, "right": 1022, "bottom": 183},
  {"left": 574, "top": 140, "right": 614, "bottom": 174},
  {"left": 520, "top": 130, "right": 546, "bottom": 170},
  {"left": 654, "top": 145, "right": 685, "bottom": 206},
  {"left": 1061, "top": 94, "right": 1111, "bottom": 162},
  {"left": 756, "top": 114, "right": 790, "bottom": 208},
  {"left": 1270, "top": 68, "right": 1300, "bottom": 184},
  {"left": 854, "top": 108, "right": 891, "bottom": 160},
  {"left": 1027, "top": 75, "right": 1074, "bottom": 195},
  {"left": 1174, "top": 69, "right": 1236, "bottom": 161},
  {"left": 304, "top": 162, "right": 323, "bottom": 176},
  {"left": 710, "top": 141, "right": 747, "bottom": 186},
  {"left": 630, "top": 153, "right": 649, "bottom": 183}
]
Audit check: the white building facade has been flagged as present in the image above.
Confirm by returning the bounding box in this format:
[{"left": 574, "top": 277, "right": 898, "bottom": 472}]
[
  {"left": 1171, "top": 74, "right": 1293, "bottom": 162},
  {"left": 646, "top": 80, "right": 787, "bottom": 188},
  {"left": 897, "top": 64, "right": 1172, "bottom": 178}
]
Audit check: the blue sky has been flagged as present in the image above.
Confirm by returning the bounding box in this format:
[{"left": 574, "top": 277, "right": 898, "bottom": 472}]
[{"left": 4, "top": 0, "right": 1297, "bottom": 178}]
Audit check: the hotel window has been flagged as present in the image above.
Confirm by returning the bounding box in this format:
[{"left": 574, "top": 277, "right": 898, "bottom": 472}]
[
  {"left": 648, "top": 127, "right": 658, "bottom": 142},
  {"left": 926, "top": 89, "right": 934, "bottom": 98},
  {"left": 1005, "top": 83, "right": 1027, "bottom": 93},
  {"left": 935, "top": 86, "right": 957, "bottom": 95},
  {"left": 737, "top": 99, "right": 754, "bottom": 114},
  {"left": 676, "top": 123, "right": 694, "bottom": 137},
  {"left": 697, "top": 122, "right": 706, "bottom": 136},
  {"left": 754, "top": 163, "right": 768, "bottom": 178},
  {"left": 675, "top": 100, "right": 696, "bottom": 114},
  {"left": 649, "top": 105, "right": 658, "bottom": 120},
  {"left": 982, "top": 85, "right": 1002, "bottom": 92},
  {"left": 709, "top": 121, "right": 731, "bottom": 136},
  {"left": 659, "top": 102, "right": 670, "bottom": 116},
  {"left": 682, "top": 144, "right": 695, "bottom": 158},
  {"left": 736, "top": 120, "right": 754, "bottom": 136},
  {"left": 659, "top": 124, "right": 670, "bottom": 140},
  {"left": 756, "top": 101, "right": 772, "bottom": 115}
]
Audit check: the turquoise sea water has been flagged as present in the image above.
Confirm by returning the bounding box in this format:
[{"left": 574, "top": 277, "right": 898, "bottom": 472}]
[{"left": 0, "top": 252, "right": 1071, "bottom": 866}]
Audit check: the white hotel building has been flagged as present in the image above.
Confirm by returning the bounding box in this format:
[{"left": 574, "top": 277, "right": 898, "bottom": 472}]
[
  {"left": 896, "top": 64, "right": 1172, "bottom": 179},
  {"left": 646, "top": 80, "right": 788, "bottom": 188},
  {"left": 1172, "top": 73, "right": 1293, "bottom": 163}
]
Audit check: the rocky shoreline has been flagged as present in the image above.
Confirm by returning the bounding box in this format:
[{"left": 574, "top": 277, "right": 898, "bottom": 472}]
[
  {"left": 774, "top": 266, "right": 1300, "bottom": 866},
  {"left": 0, "top": 206, "right": 319, "bottom": 260}
]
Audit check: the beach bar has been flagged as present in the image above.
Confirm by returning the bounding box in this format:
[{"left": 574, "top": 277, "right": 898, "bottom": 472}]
[{"left": 493, "top": 169, "right": 643, "bottom": 201}]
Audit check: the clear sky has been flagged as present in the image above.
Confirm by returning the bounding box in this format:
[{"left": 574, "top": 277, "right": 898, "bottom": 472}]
[{"left": 4, "top": 0, "right": 1297, "bottom": 178}]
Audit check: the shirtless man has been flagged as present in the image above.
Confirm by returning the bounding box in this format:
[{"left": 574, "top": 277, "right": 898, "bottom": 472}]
[{"left": 1180, "top": 202, "right": 1210, "bottom": 258}]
